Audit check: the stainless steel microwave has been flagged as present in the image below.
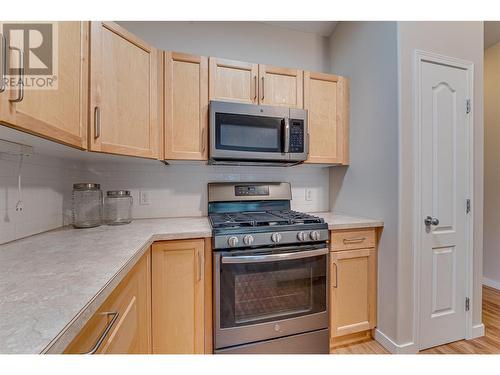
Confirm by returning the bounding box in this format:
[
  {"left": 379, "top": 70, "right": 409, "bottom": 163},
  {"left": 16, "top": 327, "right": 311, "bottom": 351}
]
[{"left": 209, "top": 101, "right": 308, "bottom": 166}]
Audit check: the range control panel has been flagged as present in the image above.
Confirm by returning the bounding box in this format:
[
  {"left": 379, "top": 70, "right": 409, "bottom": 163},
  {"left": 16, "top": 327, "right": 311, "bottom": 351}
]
[{"left": 235, "top": 185, "right": 270, "bottom": 197}]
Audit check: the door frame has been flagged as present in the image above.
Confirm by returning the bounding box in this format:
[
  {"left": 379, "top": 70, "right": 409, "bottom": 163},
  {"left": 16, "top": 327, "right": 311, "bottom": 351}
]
[{"left": 412, "top": 49, "right": 474, "bottom": 349}]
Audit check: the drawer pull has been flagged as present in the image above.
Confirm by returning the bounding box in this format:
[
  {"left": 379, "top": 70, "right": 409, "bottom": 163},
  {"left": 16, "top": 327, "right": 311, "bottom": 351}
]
[
  {"left": 343, "top": 237, "right": 366, "bottom": 244},
  {"left": 83, "top": 311, "right": 119, "bottom": 354}
]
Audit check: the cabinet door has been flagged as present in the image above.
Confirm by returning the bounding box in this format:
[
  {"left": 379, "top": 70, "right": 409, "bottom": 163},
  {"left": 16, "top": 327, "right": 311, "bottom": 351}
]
[
  {"left": 304, "top": 71, "right": 349, "bottom": 164},
  {"left": 330, "top": 248, "right": 377, "bottom": 338},
  {"left": 164, "top": 52, "right": 208, "bottom": 160},
  {"left": 152, "top": 239, "right": 205, "bottom": 354},
  {"left": 0, "top": 22, "right": 89, "bottom": 149},
  {"left": 89, "top": 21, "right": 160, "bottom": 159},
  {"left": 64, "top": 250, "right": 152, "bottom": 354},
  {"left": 209, "top": 57, "right": 258, "bottom": 104},
  {"left": 258, "top": 64, "right": 303, "bottom": 108}
]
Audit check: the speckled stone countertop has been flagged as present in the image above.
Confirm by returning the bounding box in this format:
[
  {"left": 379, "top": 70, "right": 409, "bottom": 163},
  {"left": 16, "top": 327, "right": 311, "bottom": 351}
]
[
  {"left": 0, "top": 217, "right": 211, "bottom": 354},
  {"left": 0, "top": 212, "right": 382, "bottom": 354}
]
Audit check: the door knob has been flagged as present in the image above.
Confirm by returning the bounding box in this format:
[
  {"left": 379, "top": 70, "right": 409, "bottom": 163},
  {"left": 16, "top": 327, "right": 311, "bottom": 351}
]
[{"left": 424, "top": 216, "right": 439, "bottom": 226}]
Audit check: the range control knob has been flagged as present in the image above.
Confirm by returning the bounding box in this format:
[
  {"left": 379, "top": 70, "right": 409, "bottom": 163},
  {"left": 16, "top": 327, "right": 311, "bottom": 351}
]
[
  {"left": 271, "top": 233, "right": 283, "bottom": 243},
  {"left": 310, "top": 231, "right": 321, "bottom": 241},
  {"left": 243, "top": 235, "right": 254, "bottom": 246},
  {"left": 297, "top": 231, "right": 308, "bottom": 241},
  {"left": 227, "top": 236, "right": 239, "bottom": 247}
]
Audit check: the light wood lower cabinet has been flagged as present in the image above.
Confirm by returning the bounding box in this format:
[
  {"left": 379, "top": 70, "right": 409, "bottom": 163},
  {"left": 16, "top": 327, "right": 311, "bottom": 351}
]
[
  {"left": 0, "top": 22, "right": 89, "bottom": 149},
  {"left": 329, "top": 228, "right": 378, "bottom": 351},
  {"left": 65, "top": 249, "right": 152, "bottom": 354},
  {"left": 152, "top": 239, "right": 207, "bottom": 354}
]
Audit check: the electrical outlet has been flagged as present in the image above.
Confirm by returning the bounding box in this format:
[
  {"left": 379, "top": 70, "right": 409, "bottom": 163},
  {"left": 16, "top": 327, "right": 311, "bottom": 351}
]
[
  {"left": 139, "top": 190, "right": 150, "bottom": 205},
  {"left": 305, "top": 189, "right": 313, "bottom": 201}
]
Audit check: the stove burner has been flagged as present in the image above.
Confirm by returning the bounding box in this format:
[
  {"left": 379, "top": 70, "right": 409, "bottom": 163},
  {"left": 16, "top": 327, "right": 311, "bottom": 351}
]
[{"left": 209, "top": 210, "right": 324, "bottom": 229}]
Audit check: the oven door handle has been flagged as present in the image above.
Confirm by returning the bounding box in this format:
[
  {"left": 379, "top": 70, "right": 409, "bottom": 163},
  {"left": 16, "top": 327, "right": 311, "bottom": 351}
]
[{"left": 221, "top": 247, "right": 328, "bottom": 264}]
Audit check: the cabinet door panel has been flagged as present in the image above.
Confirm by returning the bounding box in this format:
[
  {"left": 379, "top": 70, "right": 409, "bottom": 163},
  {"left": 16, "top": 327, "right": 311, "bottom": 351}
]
[
  {"left": 164, "top": 52, "right": 208, "bottom": 160},
  {"left": 152, "top": 239, "right": 205, "bottom": 354},
  {"left": 209, "top": 57, "right": 258, "bottom": 104},
  {"left": 90, "top": 22, "right": 160, "bottom": 158},
  {"left": 259, "top": 65, "right": 303, "bottom": 108},
  {"left": 330, "top": 248, "right": 376, "bottom": 338},
  {"left": 0, "top": 22, "right": 88, "bottom": 149},
  {"left": 304, "top": 71, "right": 349, "bottom": 164}
]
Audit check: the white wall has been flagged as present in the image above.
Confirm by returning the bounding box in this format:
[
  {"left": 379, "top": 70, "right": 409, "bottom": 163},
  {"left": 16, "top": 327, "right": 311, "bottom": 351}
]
[
  {"left": 397, "top": 21, "right": 484, "bottom": 348},
  {"left": 117, "top": 21, "right": 330, "bottom": 73},
  {"left": 328, "top": 21, "right": 400, "bottom": 341},
  {"left": 483, "top": 41, "right": 500, "bottom": 289}
]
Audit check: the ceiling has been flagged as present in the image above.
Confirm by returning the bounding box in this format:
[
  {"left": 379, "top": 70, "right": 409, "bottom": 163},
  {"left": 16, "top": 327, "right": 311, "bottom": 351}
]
[
  {"left": 261, "top": 21, "right": 338, "bottom": 37},
  {"left": 485, "top": 22, "right": 500, "bottom": 49}
]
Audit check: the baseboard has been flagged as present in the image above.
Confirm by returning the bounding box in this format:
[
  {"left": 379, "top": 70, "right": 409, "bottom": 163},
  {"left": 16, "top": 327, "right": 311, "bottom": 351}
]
[
  {"left": 483, "top": 277, "right": 500, "bottom": 291},
  {"left": 374, "top": 329, "right": 418, "bottom": 354},
  {"left": 471, "top": 323, "right": 485, "bottom": 339}
]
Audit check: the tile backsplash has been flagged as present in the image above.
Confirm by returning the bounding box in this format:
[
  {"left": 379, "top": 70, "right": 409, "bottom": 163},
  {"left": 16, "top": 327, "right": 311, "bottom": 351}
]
[{"left": 1, "top": 153, "right": 330, "bottom": 244}]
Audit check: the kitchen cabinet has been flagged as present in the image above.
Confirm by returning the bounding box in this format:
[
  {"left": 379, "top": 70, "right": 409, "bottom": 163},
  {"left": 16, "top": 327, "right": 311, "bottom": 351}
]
[
  {"left": 164, "top": 52, "right": 208, "bottom": 160},
  {"left": 258, "top": 65, "right": 303, "bottom": 108},
  {"left": 152, "top": 239, "right": 206, "bottom": 354},
  {"left": 64, "top": 249, "right": 152, "bottom": 354},
  {"left": 209, "top": 57, "right": 258, "bottom": 104},
  {"left": 329, "top": 228, "right": 377, "bottom": 350},
  {"left": 89, "top": 21, "right": 161, "bottom": 159},
  {"left": 0, "top": 22, "right": 89, "bottom": 149},
  {"left": 304, "top": 71, "right": 349, "bottom": 165}
]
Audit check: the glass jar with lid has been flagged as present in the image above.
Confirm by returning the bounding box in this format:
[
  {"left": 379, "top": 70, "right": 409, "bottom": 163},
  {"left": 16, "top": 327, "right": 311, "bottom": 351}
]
[
  {"left": 72, "top": 183, "right": 103, "bottom": 228},
  {"left": 104, "top": 190, "right": 133, "bottom": 225}
]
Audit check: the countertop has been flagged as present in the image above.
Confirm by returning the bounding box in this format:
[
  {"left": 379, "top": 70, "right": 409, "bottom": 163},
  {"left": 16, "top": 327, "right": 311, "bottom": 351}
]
[{"left": 0, "top": 212, "right": 382, "bottom": 354}]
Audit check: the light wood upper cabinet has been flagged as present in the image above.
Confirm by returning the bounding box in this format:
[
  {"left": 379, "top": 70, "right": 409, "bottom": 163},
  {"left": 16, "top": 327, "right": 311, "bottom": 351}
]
[
  {"left": 209, "top": 57, "right": 258, "bottom": 104},
  {"left": 259, "top": 65, "right": 303, "bottom": 108},
  {"left": 65, "top": 250, "right": 152, "bottom": 354},
  {"left": 0, "top": 22, "right": 89, "bottom": 149},
  {"left": 304, "top": 71, "right": 349, "bottom": 165},
  {"left": 164, "top": 52, "right": 208, "bottom": 160},
  {"left": 152, "top": 239, "right": 205, "bottom": 354},
  {"left": 89, "top": 21, "right": 160, "bottom": 159}
]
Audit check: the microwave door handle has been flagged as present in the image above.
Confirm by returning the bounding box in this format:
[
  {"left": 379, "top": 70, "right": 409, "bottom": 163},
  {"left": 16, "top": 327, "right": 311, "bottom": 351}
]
[
  {"left": 221, "top": 247, "right": 328, "bottom": 264},
  {"left": 283, "top": 117, "right": 290, "bottom": 153}
]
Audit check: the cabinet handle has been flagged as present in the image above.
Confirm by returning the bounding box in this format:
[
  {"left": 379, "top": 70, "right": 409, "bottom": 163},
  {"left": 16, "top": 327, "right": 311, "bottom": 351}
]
[
  {"left": 332, "top": 261, "right": 338, "bottom": 288},
  {"left": 343, "top": 237, "right": 366, "bottom": 244},
  {"left": 0, "top": 33, "right": 6, "bottom": 93},
  {"left": 83, "top": 311, "right": 119, "bottom": 354},
  {"left": 253, "top": 75, "right": 257, "bottom": 101},
  {"left": 94, "top": 106, "right": 101, "bottom": 139},
  {"left": 261, "top": 76, "right": 265, "bottom": 101},
  {"left": 9, "top": 46, "right": 24, "bottom": 103},
  {"left": 197, "top": 251, "right": 202, "bottom": 282},
  {"left": 201, "top": 128, "right": 206, "bottom": 153}
]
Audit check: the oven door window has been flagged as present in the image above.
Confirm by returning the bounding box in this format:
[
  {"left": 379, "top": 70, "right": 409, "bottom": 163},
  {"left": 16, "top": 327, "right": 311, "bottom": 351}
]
[
  {"left": 215, "top": 113, "right": 284, "bottom": 153},
  {"left": 219, "top": 253, "right": 326, "bottom": 328}
]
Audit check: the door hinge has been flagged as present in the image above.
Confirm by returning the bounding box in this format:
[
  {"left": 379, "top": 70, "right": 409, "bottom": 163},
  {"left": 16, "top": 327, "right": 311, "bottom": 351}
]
[
  {"left": 466, "top": 199, "right": 471, "bottom": 214},
  {"left": 466, "top": 99, "right": 471, "bottom": 114},
  {"left": 465, "top": 297, "right": 470, "bottom": 311}
]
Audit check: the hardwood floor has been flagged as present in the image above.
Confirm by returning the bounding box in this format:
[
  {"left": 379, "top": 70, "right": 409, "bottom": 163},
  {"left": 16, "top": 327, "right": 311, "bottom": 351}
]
[{"left": 331, "top": 286, "right": 500, "bottom": 354}]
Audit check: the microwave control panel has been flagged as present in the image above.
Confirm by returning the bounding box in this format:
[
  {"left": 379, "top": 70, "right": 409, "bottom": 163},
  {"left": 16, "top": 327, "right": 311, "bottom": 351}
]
[{"left": 289, "top": 120, "right": 304, "bottom": 153}]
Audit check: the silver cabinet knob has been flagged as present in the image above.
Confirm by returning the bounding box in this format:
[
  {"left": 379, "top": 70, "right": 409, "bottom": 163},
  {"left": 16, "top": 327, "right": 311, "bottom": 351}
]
[
  {"left": 227, "top": 236, "right": 239, "bottom": 247},
  {"left": 297, "top": 231, "right": 307, "bottom": 241},
  {"left": 243, "top": 235, "right": 254, "bottom": 246},
  {"left": 271, "top": 233, "right": 282, "bottom": 243},
  {"left": 310, "top": 231, "right": 320, "bottom": 241},
  {"left": 424, "top": 216, "right": 439, "bottom": 227}
]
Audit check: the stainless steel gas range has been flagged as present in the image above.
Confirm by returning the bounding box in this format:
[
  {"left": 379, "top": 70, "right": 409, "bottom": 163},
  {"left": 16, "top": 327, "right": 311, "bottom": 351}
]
[{"left": 208, "top": 182, "right": 329, "bottom": 354}]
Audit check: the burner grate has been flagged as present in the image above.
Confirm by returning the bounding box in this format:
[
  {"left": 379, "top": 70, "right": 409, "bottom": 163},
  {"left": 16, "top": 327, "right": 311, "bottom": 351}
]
[{"left": 209, "top": 210, "right": 323, "bottom": 229}]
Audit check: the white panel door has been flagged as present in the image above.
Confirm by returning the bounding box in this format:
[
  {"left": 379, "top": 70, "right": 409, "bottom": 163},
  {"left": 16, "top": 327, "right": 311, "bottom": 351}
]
[{"left": 419, "top": 59, "right": 469, "bottom": 350}]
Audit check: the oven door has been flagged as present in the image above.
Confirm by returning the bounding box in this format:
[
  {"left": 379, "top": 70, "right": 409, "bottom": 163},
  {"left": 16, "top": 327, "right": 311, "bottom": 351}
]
[
  {"left": 210, "top": 101, "right": 290, "bottom": 161},
  {"left": 214, "top": 244, "right": 328, "bottom": 349}
]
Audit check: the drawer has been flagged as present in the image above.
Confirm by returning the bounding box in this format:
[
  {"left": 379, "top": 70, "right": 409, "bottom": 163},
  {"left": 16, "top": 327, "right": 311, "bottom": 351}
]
[{"left": 330, "top": 228, "right": 376, "bottom": 251}]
